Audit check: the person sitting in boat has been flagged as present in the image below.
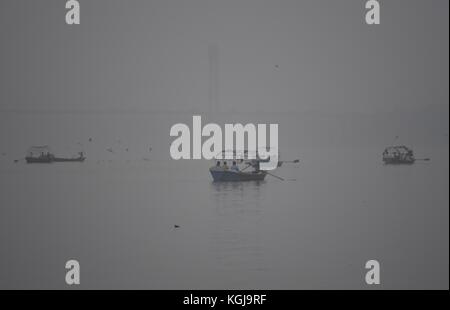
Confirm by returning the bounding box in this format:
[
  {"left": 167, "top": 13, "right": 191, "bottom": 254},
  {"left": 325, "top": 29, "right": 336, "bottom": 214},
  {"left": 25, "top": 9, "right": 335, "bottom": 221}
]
[
  {"left": 223, "top": 161, "right": 229, "bottom": 170},
  {"left": 216, "top": 161, "right": 221, "bottom": 167},
  {"left": 231, "top": 161, "right": 239, "bottom": 172}
]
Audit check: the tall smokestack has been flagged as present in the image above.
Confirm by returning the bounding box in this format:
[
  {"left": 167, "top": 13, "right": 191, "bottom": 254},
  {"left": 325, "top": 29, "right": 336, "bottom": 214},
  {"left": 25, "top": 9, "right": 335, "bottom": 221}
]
[{"left": 208, "top": 44, "right": 219, "bottom": 116}]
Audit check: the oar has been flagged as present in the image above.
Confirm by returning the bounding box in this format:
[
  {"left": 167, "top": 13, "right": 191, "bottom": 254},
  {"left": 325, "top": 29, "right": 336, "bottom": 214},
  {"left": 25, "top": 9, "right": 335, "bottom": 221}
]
[
  {"left": 240, "top": 164, "right": 252, "bottom": 172},
  {"left": 266, "top": 171, "right": 285, "bottom": 181},
  {"left": 416, "top": 158, "right": 431, "bottom": 161},
  {"left": 282, "top": 159, "right": 300, "bottom": 164}
]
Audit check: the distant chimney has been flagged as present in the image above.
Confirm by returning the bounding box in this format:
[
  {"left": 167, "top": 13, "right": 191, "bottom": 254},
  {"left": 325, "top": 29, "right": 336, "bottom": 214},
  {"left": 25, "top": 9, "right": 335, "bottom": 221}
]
[{"left": 208, "top": 44, "right": 219, "bottom": 115}]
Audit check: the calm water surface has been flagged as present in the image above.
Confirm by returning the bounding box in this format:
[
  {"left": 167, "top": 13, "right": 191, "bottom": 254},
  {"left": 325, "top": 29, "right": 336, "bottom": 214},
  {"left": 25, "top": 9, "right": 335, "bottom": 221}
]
[{"left": 0, "top": 147, "right": 448, "bottom": 289}]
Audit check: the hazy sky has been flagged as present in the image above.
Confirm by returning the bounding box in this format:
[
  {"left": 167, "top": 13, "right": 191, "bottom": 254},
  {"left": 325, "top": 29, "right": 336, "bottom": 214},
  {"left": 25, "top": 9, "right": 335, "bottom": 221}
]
[
  {"left": 0, "top": 0, "right": 448, "bottom": 115},
  {"left": 0, "top": 0, "right": 448, "bottom": 158}
]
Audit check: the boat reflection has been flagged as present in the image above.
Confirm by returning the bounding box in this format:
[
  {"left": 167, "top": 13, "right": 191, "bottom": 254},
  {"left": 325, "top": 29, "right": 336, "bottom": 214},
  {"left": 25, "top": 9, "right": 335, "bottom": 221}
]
[{"left": 208, "top": 180, "right": 268, "bottom": 281}]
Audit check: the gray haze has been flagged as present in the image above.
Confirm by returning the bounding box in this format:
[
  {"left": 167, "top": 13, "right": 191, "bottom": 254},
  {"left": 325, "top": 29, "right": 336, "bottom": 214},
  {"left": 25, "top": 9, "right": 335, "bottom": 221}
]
[{"left": 0, "top": 0, "right": 448, "bottom": 289}]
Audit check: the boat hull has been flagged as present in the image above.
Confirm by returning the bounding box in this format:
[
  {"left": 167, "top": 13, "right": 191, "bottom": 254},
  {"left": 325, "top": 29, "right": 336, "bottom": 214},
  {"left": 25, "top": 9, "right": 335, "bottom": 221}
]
[
  {"left": 383, "top": 158, "right": 415, "bottom": 165},
  {"left": 210, "top": 169, "right": 266, "bottom": 182},
  {"left": 53, "top": 157, "right": 86, "bottom": 162},
  {"left": 25, "top": 157, "right": 85, "bottom": 163},
  {"left": 25, "top": 157, "right": 53, "bottom": 163}
]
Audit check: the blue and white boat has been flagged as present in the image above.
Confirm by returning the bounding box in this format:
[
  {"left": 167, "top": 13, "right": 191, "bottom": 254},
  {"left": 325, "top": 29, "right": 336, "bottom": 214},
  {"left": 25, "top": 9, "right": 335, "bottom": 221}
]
[{"left": 209, "top": 150, "right": 297, "bottom": 182}]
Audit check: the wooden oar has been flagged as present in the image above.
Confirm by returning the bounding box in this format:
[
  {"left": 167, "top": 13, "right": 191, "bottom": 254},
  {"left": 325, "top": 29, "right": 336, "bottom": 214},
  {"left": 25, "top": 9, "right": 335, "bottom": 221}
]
[
  {"left": 416, "top": 158, "right": 431, "bottom": 161},
  {"left": 266, "top": 171, "right": 285, "bottom": 181},
  {"left": 240, "top": 164, "right": 252, "bottom": 172}
]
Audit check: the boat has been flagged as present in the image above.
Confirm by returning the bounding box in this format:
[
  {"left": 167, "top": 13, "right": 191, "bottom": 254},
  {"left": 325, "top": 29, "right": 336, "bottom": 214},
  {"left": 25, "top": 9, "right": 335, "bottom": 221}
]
[
  {"left": 382, "top": 145, "right": 415, "bottom": 165},
  {"left": 25, "top": 146, "right": 85, "bottom": 164},
  {"left": 209, "top": 150, "right": 298, "bottom": 182}
]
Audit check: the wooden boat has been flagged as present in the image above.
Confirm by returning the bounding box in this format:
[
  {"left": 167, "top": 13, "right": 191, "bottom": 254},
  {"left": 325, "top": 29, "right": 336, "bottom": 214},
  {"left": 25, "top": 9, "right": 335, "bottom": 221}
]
[
  {"left": 209, "top": 150, "right": 296, "bottom": 182},
  {"left": 25, "top": 146, "right": 85, "bottom": 163},
  {"left": 382, "top": 146, "right": 415, "bottom": 165}
]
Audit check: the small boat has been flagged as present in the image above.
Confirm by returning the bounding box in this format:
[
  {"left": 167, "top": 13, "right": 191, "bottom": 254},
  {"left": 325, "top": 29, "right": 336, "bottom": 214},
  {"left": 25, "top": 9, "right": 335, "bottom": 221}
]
[
  {"left": 382, "top": 145, "right": 415, "bottom": 165},
  {"left": 209, "top": 150, "right": 298, "bottom": 182},
  {"left": 25, "top": 146, "right": 86, "bottom": 164}
]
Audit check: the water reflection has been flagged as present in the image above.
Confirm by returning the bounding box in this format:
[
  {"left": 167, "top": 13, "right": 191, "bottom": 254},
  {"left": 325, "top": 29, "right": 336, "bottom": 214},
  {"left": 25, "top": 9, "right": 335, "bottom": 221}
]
[{"left": 209, "top": 181, "right": 268, "bottom": 280}]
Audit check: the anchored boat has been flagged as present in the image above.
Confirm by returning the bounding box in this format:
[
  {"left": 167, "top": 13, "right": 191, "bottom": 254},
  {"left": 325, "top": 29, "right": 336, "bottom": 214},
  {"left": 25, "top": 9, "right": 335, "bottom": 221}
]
[
  {"left": 209, "top": 150, "right": 298, "bottom": 182},
  {"left": 25, "top": 146, "right": 85, "bottom": 164},
  {"left": 382, "top": 145, "right": 415, "bottom": 165}
]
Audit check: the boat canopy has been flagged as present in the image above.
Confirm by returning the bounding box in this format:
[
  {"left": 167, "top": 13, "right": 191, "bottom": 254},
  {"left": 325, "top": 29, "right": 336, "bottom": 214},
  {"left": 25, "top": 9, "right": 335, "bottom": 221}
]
[
  {"left": 383, "top": 145, "right": 413, "bottom": 155},
  {"left": 27, "top": 145, "right": 52, "bottom": 156},
  {"left": 214, "top": 149, "right": 277, "bottom": 160}
]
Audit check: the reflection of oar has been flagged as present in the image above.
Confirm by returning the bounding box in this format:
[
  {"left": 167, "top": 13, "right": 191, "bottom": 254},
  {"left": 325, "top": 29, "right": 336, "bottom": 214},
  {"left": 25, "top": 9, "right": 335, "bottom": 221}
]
[
  {"left": 266, "top": 171, "right": 285, "bottom": 181},
  {"left": 282, "top": 159, "right": 300, "bottom": 164}
]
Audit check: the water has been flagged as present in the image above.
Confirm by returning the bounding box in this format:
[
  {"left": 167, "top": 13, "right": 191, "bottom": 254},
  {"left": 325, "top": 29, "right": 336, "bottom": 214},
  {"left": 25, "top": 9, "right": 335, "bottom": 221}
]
[{"left": 0, "top": 146, "right": 448, "bottom": 289}]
